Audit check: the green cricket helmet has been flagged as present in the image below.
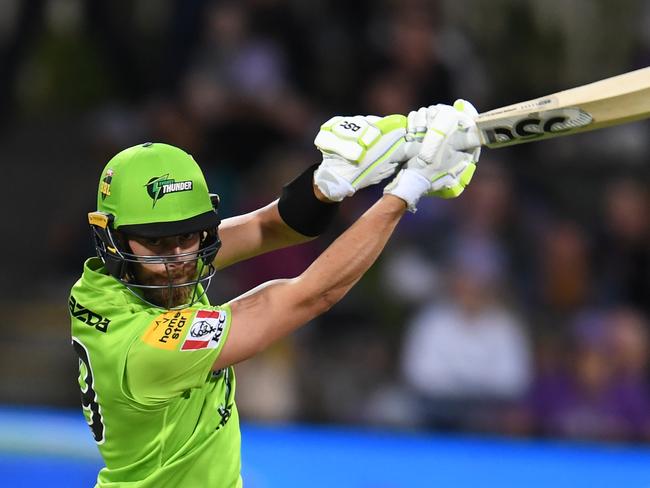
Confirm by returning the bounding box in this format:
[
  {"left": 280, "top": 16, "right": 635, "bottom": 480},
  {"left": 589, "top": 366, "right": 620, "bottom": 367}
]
[{"left": 88, "top": 142, "right": 221, "bottom": 309}]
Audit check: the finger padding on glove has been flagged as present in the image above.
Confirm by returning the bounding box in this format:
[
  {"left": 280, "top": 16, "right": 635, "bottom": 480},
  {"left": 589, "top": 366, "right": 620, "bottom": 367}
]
[
  {"left": 453, "top": 99, "right": 479, "bottom": 119},
  {"left": 450, "top": 99, "right": 482, "bottom": 153},
  {"left": 418, "top": 105, "right": 465, "bottom": 165},
  {"left": 406, "top": 107, "right": 427, "bottom": 143},
  {"left": 428, "top": 160, "right": 477, "bottom": 199}
]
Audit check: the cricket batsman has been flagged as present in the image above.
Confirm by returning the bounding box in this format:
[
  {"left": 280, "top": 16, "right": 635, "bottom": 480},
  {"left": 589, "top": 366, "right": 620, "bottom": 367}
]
[{"left": 70, "top": 100, "right": 481, "bottom": 487}]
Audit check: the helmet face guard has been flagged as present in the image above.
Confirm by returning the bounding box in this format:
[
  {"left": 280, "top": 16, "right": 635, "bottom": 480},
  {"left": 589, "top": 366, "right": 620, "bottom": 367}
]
[{"left": 88, "top": 196, "right": 222, "bottom": 310}]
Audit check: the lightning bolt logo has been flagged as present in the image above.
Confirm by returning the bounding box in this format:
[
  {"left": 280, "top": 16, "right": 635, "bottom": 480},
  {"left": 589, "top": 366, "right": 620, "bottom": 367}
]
[{"left": 145, "top": 174, "right": 172, "bottom": 208}]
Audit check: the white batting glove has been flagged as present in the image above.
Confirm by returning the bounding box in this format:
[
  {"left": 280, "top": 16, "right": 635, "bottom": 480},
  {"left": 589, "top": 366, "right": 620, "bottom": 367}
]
[
  {"left": 313, "top": 111, "right": 427, "bottom": 202},
  {"left": 384, "top": 99, "right": 481, "bottom": 211}
]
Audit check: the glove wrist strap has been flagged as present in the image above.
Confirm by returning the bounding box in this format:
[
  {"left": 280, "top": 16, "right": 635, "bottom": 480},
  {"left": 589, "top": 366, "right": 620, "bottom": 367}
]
[
  {"left": 384, "top": 169, "right": 431, "bottom": 213},
  {"left": 313, "top": 159, "right": 356, "bottom": 202}
]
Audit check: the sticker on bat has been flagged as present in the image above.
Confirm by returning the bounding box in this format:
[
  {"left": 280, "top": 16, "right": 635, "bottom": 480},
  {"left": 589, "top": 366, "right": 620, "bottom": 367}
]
[{"left": 480, "top": 108, "right": 593, "bottom": 146}]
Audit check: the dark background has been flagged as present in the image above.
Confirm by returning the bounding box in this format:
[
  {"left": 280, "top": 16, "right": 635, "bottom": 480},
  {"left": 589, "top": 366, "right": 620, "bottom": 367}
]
[{"left": 0, "top": 0, "right": 649, "bottom": 444}]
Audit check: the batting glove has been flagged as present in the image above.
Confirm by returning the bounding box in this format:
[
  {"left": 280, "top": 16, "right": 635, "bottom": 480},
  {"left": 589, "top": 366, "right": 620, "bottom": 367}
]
[
  {"left": 313, "top": 111, "right": 428, "bottom": 202},
  {"left": 384, "top": 99, "right": 481, "bottom": 211}
]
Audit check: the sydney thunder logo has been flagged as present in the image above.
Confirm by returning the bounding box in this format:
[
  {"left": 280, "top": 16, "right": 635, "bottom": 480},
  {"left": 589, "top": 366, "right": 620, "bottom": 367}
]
[{"left": 145, "top": 174, "right": 193, "bottom": 208}]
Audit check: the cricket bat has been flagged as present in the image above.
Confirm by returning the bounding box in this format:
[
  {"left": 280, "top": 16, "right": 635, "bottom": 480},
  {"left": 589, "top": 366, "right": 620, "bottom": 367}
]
[{"left": 469, "top": 66, "right": 650, "bottom": 149}]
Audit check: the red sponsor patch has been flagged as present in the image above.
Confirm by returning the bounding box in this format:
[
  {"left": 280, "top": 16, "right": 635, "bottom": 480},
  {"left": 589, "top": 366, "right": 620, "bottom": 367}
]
[{"left": 180, "top": 310, "right": 227, "bottom": 351}]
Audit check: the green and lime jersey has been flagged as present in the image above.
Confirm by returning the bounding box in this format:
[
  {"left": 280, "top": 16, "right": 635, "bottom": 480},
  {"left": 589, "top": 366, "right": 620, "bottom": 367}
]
[{"left": 69, "top": 257, "right": 242, "bottom": 487}]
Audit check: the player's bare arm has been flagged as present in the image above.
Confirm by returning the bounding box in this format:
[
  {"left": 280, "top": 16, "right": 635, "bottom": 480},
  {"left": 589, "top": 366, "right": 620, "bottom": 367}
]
[
  {"left": 215, "top": 194, "right": 406, "bottom": 369},
  {"left": 214, "top": 183, "right": 331, "bottom": 270},
  {"left": 213, "top": 101, "right": 482, "bottom": 370}
]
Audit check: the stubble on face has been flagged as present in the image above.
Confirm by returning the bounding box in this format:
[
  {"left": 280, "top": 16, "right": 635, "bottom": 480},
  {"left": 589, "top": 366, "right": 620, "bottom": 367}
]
[{"left": 131, "top": 260, "right": 200, "bottom": 308}]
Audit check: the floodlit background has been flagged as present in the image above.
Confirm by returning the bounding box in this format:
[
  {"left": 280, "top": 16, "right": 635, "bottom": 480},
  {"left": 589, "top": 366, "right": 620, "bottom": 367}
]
[{"left": 0, "top": 0, "right": 649, "bottom": 486}]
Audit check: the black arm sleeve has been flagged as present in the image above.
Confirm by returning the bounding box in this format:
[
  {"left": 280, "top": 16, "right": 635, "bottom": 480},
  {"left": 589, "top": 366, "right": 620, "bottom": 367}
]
[{"left": 278, "top": 163, "right": 340, "bottom": 237}]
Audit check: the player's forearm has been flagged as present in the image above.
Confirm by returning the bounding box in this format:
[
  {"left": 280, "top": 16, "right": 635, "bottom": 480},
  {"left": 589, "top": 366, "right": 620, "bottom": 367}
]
[
  {"left": 297, "top": 194, "right": 406, "bottom": 311},
  {"left": 216, "top": 194, "right": 406, "bottom": 368},
  {"left": 214, "top": 178, "right": 337, "bottom": 269},
  {"left": 214, "top": 201, "right": 313, "bottom": 270}
]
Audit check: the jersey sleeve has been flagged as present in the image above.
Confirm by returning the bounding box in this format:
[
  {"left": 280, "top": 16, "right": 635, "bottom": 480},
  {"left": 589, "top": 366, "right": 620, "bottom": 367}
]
[{"left": 125, "top": 305, "right": 232, "bottom": 406}]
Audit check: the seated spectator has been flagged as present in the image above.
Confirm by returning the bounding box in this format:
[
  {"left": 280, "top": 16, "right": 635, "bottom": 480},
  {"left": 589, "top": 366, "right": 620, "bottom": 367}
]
[
  {"left": 522, "top": 308, "right": 650, "bottom": 441},
  {"left": 595, "top": 178, "right": 650, "bottom": 314},
  {"left": 399, "top": 244, "right": 532, "bottom": 431}
]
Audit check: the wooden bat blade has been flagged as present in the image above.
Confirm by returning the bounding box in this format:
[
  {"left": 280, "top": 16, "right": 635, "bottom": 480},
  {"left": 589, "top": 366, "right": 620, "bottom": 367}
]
[{"left": 475, "top": 67, "right": 650, "bottom": 149}]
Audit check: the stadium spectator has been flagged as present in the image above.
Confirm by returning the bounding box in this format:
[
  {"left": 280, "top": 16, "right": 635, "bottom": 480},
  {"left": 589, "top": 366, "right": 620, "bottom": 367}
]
[
  {"left": 521, "top": 308, "right": 650, "bottom": 441},
  {"left": 399, "top": 243, "right": 532, "bottom": 430},
  {"left": 595, "top": 178, "right": 650, "bottom": 314}
]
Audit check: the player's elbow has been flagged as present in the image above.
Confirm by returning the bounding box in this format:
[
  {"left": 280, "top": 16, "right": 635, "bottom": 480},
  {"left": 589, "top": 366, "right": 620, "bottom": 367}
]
[
  {"left": 310, "top": 287, "right": 348, "bottom": 318},
  {"left": 295, "top": 283, "right": 341, "bottom": 319},
  {"left": 321, "top": 288, "right": 346, "bottom": 312}
]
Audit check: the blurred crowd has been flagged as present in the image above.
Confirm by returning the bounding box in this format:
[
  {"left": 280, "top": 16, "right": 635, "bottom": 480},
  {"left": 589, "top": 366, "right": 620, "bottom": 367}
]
[{"left": 1, "top": 0, "right": 649, "bottom": 444}]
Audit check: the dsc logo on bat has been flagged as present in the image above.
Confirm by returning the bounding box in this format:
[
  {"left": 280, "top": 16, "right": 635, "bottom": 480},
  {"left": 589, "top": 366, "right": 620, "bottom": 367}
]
[{"left": 480, "top": 108, "right": 593, "bottom": 147}]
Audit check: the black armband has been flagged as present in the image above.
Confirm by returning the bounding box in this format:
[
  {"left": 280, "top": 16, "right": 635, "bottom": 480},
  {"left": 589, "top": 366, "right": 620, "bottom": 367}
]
[{"left": 278, "top": 163, "right": 340, "bottom": 237}]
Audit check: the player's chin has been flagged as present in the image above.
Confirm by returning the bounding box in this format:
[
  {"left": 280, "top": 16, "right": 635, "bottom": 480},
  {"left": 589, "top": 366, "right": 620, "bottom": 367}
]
[{"left": 143, "top": 284, "right": 195, "bottom": 309}]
